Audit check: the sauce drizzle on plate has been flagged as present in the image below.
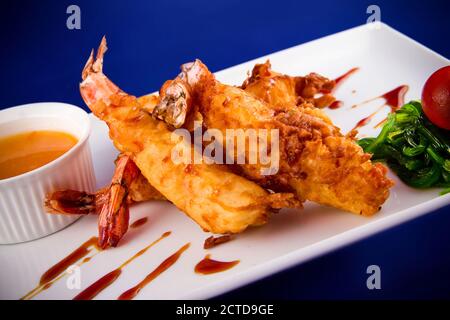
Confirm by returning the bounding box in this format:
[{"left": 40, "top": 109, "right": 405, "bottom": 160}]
[
  {"left": 351, "top": 85, "right": 409, "bottom": 131},
  {"left": 321, "top": 67, "right": 359, "bottom": 95},
  {"left": 21, "top": 217, "right": 151, "bottom": 300},
  {"left": 74, "top": 231, "right": 171, "bottom": 300},
  {"left": 118, "top": 242, "right": 190, "bottom": 300},
  {"left": 195, "top": 255, "right": 240, "bottom": 275},
  {"left": 129, "top": 217, "right": 149, "bottom": 229},
  {"left": 21, "top": 237, "right": 99, "bottom": 300},
  {"left": 333, "top": 67, "right": 360, "bottom": 90},
  {"left": 40, "top": 237, "right": 99, "bottom": 286},
  {"left": 328, "top": 100, "right": 343, "bottom": 110},
  {"left": 321, "top": 67, "right": 359, "bottom": 109}
]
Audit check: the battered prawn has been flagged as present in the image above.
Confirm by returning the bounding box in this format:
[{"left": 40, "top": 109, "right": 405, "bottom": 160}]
[
  {"left": 154, "top": 60, "right": 393, "bottom": 215},
  {"left": 73, "top": 38, "right": 300, "bottom": 248}
]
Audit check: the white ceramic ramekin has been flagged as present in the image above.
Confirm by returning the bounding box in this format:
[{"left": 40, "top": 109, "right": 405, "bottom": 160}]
[{"left": 0, "top": 102, "right": 96, "bottom": 244}]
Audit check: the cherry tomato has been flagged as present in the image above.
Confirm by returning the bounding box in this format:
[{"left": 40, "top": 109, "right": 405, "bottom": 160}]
[{"left": 421, "top": 65, "right": 450, "bottom": 130}]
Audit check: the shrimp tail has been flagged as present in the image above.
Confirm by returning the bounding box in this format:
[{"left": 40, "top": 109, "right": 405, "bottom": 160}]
[
  {"left": 45, "top": 190, "right": 100, "bottom": 215},
  {"left": 98, "top": 154, "right": 139, "bottom": 249},
  {"left": 80, "top": 36, "right": 121, "bottom": 116}
]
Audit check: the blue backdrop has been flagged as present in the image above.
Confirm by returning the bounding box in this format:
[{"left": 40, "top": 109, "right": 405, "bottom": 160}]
[{"left": 1, "top": 0, "right": 449, "bottom": 299}]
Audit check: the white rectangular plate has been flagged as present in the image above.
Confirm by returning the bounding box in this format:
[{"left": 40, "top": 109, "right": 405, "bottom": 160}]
[{"left": 0, "top": 23, "right": 449, "bottom": 300}]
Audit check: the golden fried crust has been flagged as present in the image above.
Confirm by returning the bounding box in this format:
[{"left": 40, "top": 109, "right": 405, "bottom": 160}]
[
  {"left": 79, "top": 42, "right": 293, "bottom": 234},
  {"left": 192, "top": 66, "right": 393, "bottom": 215},
  {"left": 128, "top": 173, "right": 166, "bottom": 202},
  {"left": 88, "top": 89, "right": 304, "bottom": 233},
  {"left": 242, "top": 66, "right": 298, "bottom": 111},
  {"left": 241, "top": 60, "right": 336, "bottom": 110},
  {"left": 98, "top": 94, "right": 277, "bottom": 233},
  {"left": 290, "top": 136, "right": 392, "bottom": 215}
]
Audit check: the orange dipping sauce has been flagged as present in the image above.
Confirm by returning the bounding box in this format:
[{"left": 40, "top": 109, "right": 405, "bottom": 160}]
[{"left": 0, "top": 130, "right": 78, "bottom": 180}]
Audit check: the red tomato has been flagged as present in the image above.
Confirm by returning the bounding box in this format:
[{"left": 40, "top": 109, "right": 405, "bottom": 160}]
[{"left": 421, "top": 66, "right": 450, "bottom": 130}]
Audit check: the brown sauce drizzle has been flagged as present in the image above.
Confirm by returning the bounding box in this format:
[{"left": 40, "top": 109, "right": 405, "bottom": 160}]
[
  {"left": 21, "top": 216, "right": 151, "bottom": 300},
  {"left": 129, "top": 217, "right": 149, "bottom": 229},
  {"left": 380, "top": 85, "right": 409, "bottom": 111},
  {"left": 353, "top": 114, "right": 374, "bottom": 131},
  {"left": 333, "top": 67, "right": 360, "bottom": 90},
  {"left": 42, "top": 283, "right": 52, "bottom": 290},
  {"left": 73, "top": 231, "right": 171, "bottom": 300},
  {"left": 351, "top": 85, "right": 409, "bottom": 131},
  {"left": 118, "top": 242, "right": 191, "bottom": 300},
  {"left": 195, "top": 255, "right": 240, "bottom": 275},
  {"left": 328, "top": 100, "right": 343, "bottom": 110},
  {"left": 320, "top": 68, "right": 359, "bottom": 108},
  {"left": 73, "top": 269, "right": 122, "bottom": 301},
  {"left": 40, "top": 237, "right": 99, "bottom": 285},
  {"left": 204, "top": 235, "right": 232, "bottom": 249},
  {"left": 21, "top": 237, "right": 100, "bottom": 300}
]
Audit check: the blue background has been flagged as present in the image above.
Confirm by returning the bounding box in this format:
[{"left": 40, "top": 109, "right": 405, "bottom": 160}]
[{"left": 1, "top": 0, "right": 449, "bottom": 299}]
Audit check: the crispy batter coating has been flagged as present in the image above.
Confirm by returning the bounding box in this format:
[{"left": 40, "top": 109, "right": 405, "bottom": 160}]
[
  {"left": 128, "top": 172, "right": 166, "bottom": 203},
  {"left": 241, "top": 60, "right": 336, "bottom": 110},
  {"left": 156, "top": 60, "right": 393, "bottom": 215},
  {"left": 80, "top": 39, "right": 300, "bottom": 234}
]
